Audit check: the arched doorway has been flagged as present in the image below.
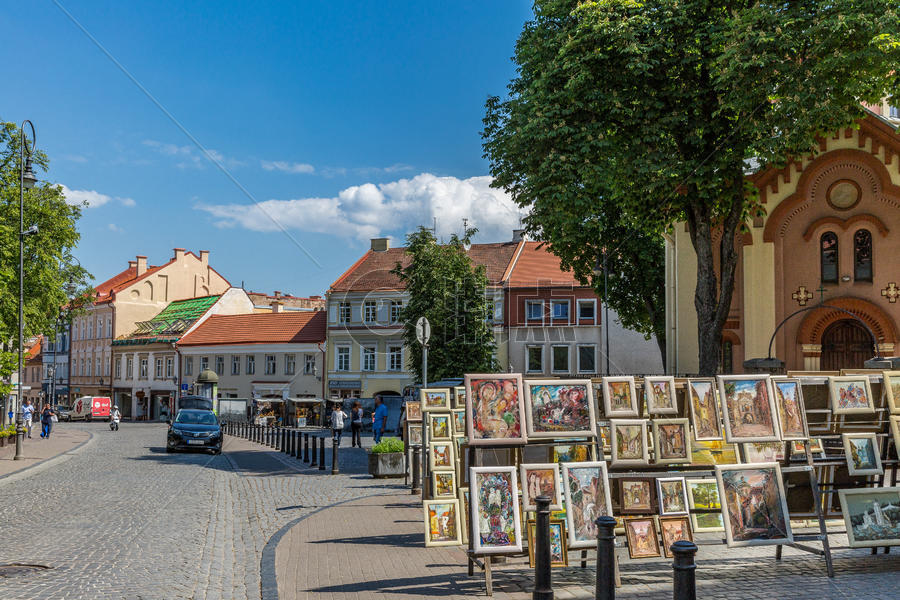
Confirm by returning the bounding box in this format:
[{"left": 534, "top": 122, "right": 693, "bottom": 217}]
[{"left": 820, "top": 319, "right": 872, "bottom": 370}]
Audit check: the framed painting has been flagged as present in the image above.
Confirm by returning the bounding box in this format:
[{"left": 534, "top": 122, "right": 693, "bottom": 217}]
[
  {"left": 433, "top": 470, "right": 457, "bottom": 498},
  {"left": 423, "top": 499, "right": 462, "bottom": 547},
  {"left": 451, "top": 409, "right": 466, "bottom": 437},
  {"left": 687, "top": 378, "right": 722, "bottom": 441},
  {"left": 742, "top": 442, "right": 786, "bottom": 463},
  {"left": 686, "top": 478, "right": 724, "bottom": 532},
  {"left": 527, "top": 520, "right": 568, "bottom": 567},
  {"left": 601, "top": 376, "right": 639, "bottom": 417},
  {"left": 561, "top": 461, "right": 614, "bottom": 549},
  {"left": 656, "top": 477, "right": 689, "bottom": 516},
  {"left": 717, "top": 375, "right": 780, "bottom": 443},
  {"left": 407, "top": 422, "right": 423, "bottom": 447},
  {"left": 421, "top": 388, "right": 452, "bottom": 412},
  {"left": 659, "top": 516, "right": 693, "bottom": 558},
  {"left": 456, "top": 438, "right": 470, "bottom": 487},
  {"left": 552, "top": 444, "right": 592, "bottom": 463},
  {"left": 842, "top": 433, "right": 883, "bottom": 476},
  {"left": 652, "top": 418, "right": 692, "bottom": 465},
  {"left": 715, "top": 463, "right": 793, "bottom": 547},
  {"left": 524, "top": 379, "right": 597, "bottom": 439},
  {"left": 453, "top": 386, "right": 467, "bottom": 410},
  {"left": 771, "top": 378, "right": 808, "bottom": 441},
  {"left": 429, "top": 441, "right": 456, "bottom": 472},
  {"left": 519, "top": 463, "right": 563, "bottom": 511},
  {"left": 618, "top": 478, "right": 655, "bottom": 515},
  {"left": 838, "top": 487, "right": 900, "bottom": 548},
  {"left": 428, "top": 413, "right": 452, "bottom": 441},
  {"left": 883, "top": 371, "right": 900, "bottom": 414},
  {"left": 470, "top": 466, "right": 523, "bottom": 554},
  {"left": 645, "top": 376, "right": 678, "bottom": 415},
  {"left": 891, "top": 417, "right": 900, "bottom": 455},
  {"left": 465, "top": 374, "right": 527, "bottom": 446},
  {"left": 828, "top": 376, "right": 875, "bottom": 415},
  {"left": 458, "top": 487, "right": 470, "bottom": 545},
  {"left": 690, "top": 439, "right": 739, "bottom": 465},
  {"left": 405, "top": 401, "right": 423, "bottom": 422},
  {"left": 790, "top": 439, "right": 824, "bottom": 458},
  {"left": 624, "top": 517, "right": 661, "bottom": 559},
  {"left": 610, "top": 419, "right": 649, "bottom": 467},
  {"left": 597, "top": 422, "right": 612, "bottom": 453}
]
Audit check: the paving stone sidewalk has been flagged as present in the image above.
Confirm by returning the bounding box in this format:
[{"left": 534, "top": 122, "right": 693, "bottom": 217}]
[
  {"left": 275, "top": 493, "right": 900, "bottom": 600},
  {"left": 0, "top": 425, "right": 91, "bottom": 478}
]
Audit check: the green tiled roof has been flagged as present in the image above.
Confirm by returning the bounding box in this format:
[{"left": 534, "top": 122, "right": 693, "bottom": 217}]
[{"left": 113, "top": 295, "right": 221, "bottom": 346}]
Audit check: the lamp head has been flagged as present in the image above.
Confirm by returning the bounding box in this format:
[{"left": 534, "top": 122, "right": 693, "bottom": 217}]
[{"left": 22, "top": 157, "right": 37, "bottom": 190}]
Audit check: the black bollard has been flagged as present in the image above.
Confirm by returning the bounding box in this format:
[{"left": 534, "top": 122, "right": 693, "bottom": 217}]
[
  {"left": 311, "top": 436, "right": 318, "bottom": 467},
  {"left": 332, "top": 436, "right": 340, "bottom": 474},
  {"left": 280, "top": 428, "right": 286, "bottom": 452},
  {"left": 293, "top": 430, "right": 300, "bottom": 458},
  {"left": 255, "top": 424, "right": 261, "bottom": 444},
  {"left": 533, "top": 495, "right": 554, "bottom": 600},
  {"left": 319, "top": 435, "right": 326, "bottom": 470},
  {"left": 595, "top": 515, "right": 617, "bottom": 600},
  {"left": 304, "top": 432, "right": 310, "bottom": 463},
  {"left": 411, "top": 445, "right": 421, "bottom": 495},
  {"left": 671, "top": 540, "right": 698, "bottom": 600}
]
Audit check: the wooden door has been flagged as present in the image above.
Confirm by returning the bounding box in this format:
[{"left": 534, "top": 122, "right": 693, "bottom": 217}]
[{"left": 820, "top": 320, "right": 871, "bottom": 371}]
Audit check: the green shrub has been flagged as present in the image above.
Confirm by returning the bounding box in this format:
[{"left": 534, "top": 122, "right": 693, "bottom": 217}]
[{"left": 371, "top": 437, "right": 405, "bottom": 454}]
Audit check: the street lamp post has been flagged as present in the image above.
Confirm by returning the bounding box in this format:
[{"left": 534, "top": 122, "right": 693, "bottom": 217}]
[{"left": 15, "top": 120, "right": 38, "bottom": 461}]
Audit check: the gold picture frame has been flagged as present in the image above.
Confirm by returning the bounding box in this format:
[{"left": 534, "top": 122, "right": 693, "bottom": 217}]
[{"left": 423, "top": 499, "right": 462, "bottom": 547}]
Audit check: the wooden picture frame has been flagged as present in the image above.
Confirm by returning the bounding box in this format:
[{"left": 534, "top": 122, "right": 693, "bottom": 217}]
[
  {"left": 420, "top": 388, "right": 452, "bottom": 412},
  {"left": 618, "top": 478, "right": 655, "bottom": 515},
  {"left": 561, "top": 461, "right": 614, "bottom": 549},
  {"left": 828, "top": 376, "right": 876, "bottom": 415},
  {"left": 610, "top": 419, "right": 649, "bottom": 466},
  {"left": 524, "top": 379, "right": 597, "bottom": 439},
  {"left": 687, "top": 378, "right": 723, "bottom": 441},
  {"left": 771, "top": 378, "right": 809, "bottom": 441},
  {"left": 423, "top": 499, "right": 463, "bottom": 547},
  {"left": 652, "top": 418, "right": 692, "bottom": 465},
  {"left": 527, "top": 520, "right": 568, "bottom": 567},
  {"left": 715, "top": 463, "right": 793, "bottom": 547},
  {"left": 432, "top": 470, "right": 457, "bottom": 498},
  {"left": 428, "top": 412, "right": 452, "bottom": 441},
  {"left": 465, "top": 374, "right": 527, "bottom": 446},
  {"left": 883, "top": 371, "right": 900, "bottom": 414},
  {"left": 656, "top": 477, "right": 689, "bottom": 516},
  {"left": 405, "top": 401, "right": 423, "bottom": 422},
  {"left": 470, "top": 466, "right": 523, "bottom": 554},
  {"left": 451, "top": 409, "right": 466, "bottom": 437},
  {"left": 686, "top": 478, "right": 724, "bottom": 532},
  {"left": 601, "top": 376, "right": 639, "bottom": 417},
  {"left": 717, "top": 375, "right": 780, "bottom": 443},
  {"left": 659, "top": 516, "right": 693, "bottom": 558},
  {"left": 842, "top": 432, "right": 883, "bottom": 476},
  {"left": 429, "top": 440, "right": 456, "bottom": 472},
  {"left": 457, "top": 487, "right": 470, "bottom": 545},
  {"left": 624, "top": 517, "right": 661, "bottom": 559},
  {"left": 645, "top": 376, "right": 678, "bottom": 415},
  {"left": 453, "top": 386, "right": 466, "bottom": 409},
  {"left": 891, "top": 416, "right": 900, "bottom": 455},
  {"left": 519, "top": 463, "right": 563, "bottom": 511},
  {"left": 838, "top": 487, "right": 900, "bottom": 548}
]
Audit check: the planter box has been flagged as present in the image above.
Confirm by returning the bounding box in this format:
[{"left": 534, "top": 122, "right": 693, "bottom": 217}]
[{"left": 367, "top": 451, "right": 405, "bottom": 478}]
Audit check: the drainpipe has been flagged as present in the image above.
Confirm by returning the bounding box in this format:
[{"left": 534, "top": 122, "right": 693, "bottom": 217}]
[{"left": 318, "top": 342, "right": 326, "bottom": 426}]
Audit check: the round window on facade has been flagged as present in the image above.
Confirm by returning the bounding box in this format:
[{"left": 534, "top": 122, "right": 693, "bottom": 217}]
[{"left": 826, "top": 179, "right": 861, "bottom": 210}]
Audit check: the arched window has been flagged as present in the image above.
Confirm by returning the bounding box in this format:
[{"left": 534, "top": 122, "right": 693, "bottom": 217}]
[
  {"left": 854, "top": 229, "right": 873, "bottom": 281},
  {"left": 820, "top": 232, "right": 839, "bottom": 284},
  {"left": 719, "top": 340, "right": 733, "bottom": 374}
]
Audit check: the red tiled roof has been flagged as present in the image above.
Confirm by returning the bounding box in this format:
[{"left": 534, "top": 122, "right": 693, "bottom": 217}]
[
  {"left": 177, "top": 311, "right": 326, "bottom": 346},
  {"left": 25, "top": 337, "right": 43, "bottom": 360},
  {"left": 506, "top": 242, "right": 583, "bottom": 287}
]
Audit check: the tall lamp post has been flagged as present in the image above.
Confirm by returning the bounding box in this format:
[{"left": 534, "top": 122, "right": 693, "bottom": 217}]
[{"left": 15, "top": 120, "right": 38, "bottom": 461}]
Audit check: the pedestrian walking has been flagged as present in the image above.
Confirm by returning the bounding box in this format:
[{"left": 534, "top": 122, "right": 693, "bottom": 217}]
[
  {"left": 350, "top": 402, "right": 363, "bottom": 448},
  {"left": 40, "top": 403, "right": 53, "bottom": 439},
  {"left": 372, "top": 395, "right": 388, "bottom": 444},
  {"left": 22, "top": 399, "right": 34, "bottom": 439},
  {"left": 331, "top": 403, "right": 347, "bottom": 445}
]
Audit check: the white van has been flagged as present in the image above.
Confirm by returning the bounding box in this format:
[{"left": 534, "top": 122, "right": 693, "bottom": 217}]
[{"left": 63, "top": 396, "right": 111, "bottom": 421}]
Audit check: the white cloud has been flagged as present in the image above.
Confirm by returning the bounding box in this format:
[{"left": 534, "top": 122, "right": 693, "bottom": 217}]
[
  {"left": 108, "top": 223, "right": 124, "bottom": 233},
  {"left": 261, "top": 160, "right": 315, "bottom": 174},
  {"left": 142, "top": 139, "right": 243, "bottom": 169},
  {"left": 196, "top": 173, "right": 526, "bottom": 242},
  {"left": 60, "top": 184, "right": 136, "bottom": 209}
]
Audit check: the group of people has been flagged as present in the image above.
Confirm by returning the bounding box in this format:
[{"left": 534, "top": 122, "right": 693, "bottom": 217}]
[
  {"left": 20, "top": 399, "right": 56, "bottom": 439},
  {"left": 329, "top": 395, "right": 390, "bottom": 447}
]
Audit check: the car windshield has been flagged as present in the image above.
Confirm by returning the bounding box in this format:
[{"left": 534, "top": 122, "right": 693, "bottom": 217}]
[{"left": 175, "top": 411, "right": 217, "bottom": 425}]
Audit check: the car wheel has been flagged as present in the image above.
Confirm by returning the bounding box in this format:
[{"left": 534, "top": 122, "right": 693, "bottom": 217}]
[
  {"left": 86, "top": 415, "right": 92, "bottom": 422},
  {"left": 165, "top": 446, "right": 173, "bottom": 453}
]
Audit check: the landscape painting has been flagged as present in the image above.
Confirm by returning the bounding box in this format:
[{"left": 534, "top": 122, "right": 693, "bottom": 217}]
[
  {"left": 429, "top": 442, "right": 455, "bottom": 471},
  {"left": 519, "top": 463, "right": 563, "bottom": 511},
  {"left": 884, "top": 372, "right": 900, "bottom": 414},
  {"left": 690, "top": 439, "right": 739, "bottom": 465},
  {"left": 562, "top": 461, "right": 613, "bottom": 548},
  {"left": 656, "top": 477, "right": 689, "bottom": 516},
  {"left": 772, "top": 379, "right": 808, "bottom": 441},
  {"left": 428, "top": 413, "right": 451, "bottom": 441},
  {"left": 471, "top": 467, "right": 523, "bottom": 554},
  {"left": 659, "top": 516, "right": 693, "bottom": 558},
  {"left": 527, "top": 520, "right": 568, "bottom": 567},
  {"left": 619, "top": 478, "right": 654, "bottom": 514},
  {"left": 839, "top": 488, "right": 900, "bottom": 548},
  {"left": 451, "top": 409, "right": 466, "bottom": 437},
  {"left": 423, "top": 500, "right": 462, "bottom": 547},
  {"left": 432, "top": 471, "right": 457, "bottom": 498},
  {"left": 405, "top": 401, "right": 423, "bottom": 422},
  {"left": 842, "top": 433, "right": 883, "bottom": 476},
  {"left": 624, "top": 517, "right": 661, "bottom": 559},
  {"left": 610, "top": 419, "right": 649, "bottom": 466},
  {"left": 553, "top": 444, "right": 592, "bottom": 463},
  {"left": 524, "top": 380, "right": 597, "bottom": 439},
  {"left": 742, "top": 442, "right": 786, "bottom": 463},
  {"left": 828, "top": 376, "right": 875, "bottom": 415},
  {"left": 421, "top": 388, "right": 451, "bottom": 411},
  {"left": 686, "top": 478, "right": 724, "bottom": 532},
  {"left": 465, "top": 374, "right": 527, "bottom": 446},
  {"left": 601, "top": 376, "right": 639, "bottom": 417},
  {"left": 718, "top": 375, "right": 779, "bottom": 443},
  {"left": 688, "top": 378, "right": 723, "bottom": 441},
  {"left": 716, "top": 464, "right": 793, "bottom": 547},
  {"left": 645, "top": 376, "right": 678, "bottom": 415},
  {"left": 652, "top": 418, "right": 692, "bottom": 465}
]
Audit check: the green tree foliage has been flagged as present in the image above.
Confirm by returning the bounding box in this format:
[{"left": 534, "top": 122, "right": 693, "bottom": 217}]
[
  {"left": 0, "top": 121, "right": 90, "bottom": 392},
  {"left": 392, "top": 227, "right": 496, "bottom": 382},
  {"left": 483, "top": 0, "right": 900, "bottom": 374}
]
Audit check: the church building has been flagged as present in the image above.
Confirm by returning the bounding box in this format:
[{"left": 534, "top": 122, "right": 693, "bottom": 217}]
[{"left": 666, "top": 111, "right": 900, "bottom": 374}]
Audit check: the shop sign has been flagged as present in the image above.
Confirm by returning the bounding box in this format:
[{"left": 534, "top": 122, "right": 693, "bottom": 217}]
[{"left": 328, "top": 380, "right": 361, "bottom": 390}]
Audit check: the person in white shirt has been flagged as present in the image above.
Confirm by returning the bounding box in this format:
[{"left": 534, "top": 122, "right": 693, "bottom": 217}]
[
  {"left": 22, "top": 399, "right": 34, "bottom": 439},
  {"left": 331, "top": 403, "right": 347, "bottom": 445}
]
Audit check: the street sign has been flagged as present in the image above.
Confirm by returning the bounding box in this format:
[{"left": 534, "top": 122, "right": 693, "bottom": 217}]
[
  {"left": 181, "top": 383, "right": 189, "bottom": 391},
  {"left": 415, "top": 317, "right": 431, "bottom": 346}
]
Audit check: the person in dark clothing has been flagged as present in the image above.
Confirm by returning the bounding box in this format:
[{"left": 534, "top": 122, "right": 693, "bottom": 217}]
[
  {"left": 350, "top": 402, "right": 364, "bottom": 448},
  {"left": 40, "top": 404, "right": 53, "bottom": 439}
]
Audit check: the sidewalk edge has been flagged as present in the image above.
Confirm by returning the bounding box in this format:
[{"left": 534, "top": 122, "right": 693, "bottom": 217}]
[{"left": 0, "top": 430, "right": 96, "bottom": 486}]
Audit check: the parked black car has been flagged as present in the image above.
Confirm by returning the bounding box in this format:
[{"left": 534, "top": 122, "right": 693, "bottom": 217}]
[{"left": 166, "top": 409, "right": 222, "bottom": 454}]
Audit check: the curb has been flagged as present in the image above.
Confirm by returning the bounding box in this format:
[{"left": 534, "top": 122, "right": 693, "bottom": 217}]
[{"left": 0, "top": 430, "right": 96, "bottom": 486}]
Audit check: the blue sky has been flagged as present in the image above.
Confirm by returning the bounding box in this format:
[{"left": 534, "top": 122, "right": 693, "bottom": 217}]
[{"left": 1, "top": 1, "right": 532, "bottom": 295}]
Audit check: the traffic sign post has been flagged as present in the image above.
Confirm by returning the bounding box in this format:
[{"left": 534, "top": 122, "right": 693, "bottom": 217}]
[{"left": 415, "top": 317, "right": 430, "bottom": 388}]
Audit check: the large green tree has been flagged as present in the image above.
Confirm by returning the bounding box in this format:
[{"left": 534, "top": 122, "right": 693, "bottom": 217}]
[
  {"left": 0, "top": 121, "right": 90, "bottom": 393},
  {"left": 393, "top": 226, "right": 496, "bottom": 382},
  {"left": 483, "top": 0, "right": 900, "bottom": 374}
]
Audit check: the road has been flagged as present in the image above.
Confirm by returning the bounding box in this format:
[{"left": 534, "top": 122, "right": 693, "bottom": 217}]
[{"left": 0, "top": 422, "right": 394, "bottom": 600}]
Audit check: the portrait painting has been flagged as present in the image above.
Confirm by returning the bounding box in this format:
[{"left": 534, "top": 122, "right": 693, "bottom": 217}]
[
  {"left": 645, "top": 376, "right": 678, "bottom": 415},
  {"left": 429, "top": 441, "right": 456, "bottom": 471},
  {"left": 552, "top": 444, "right": 592, "bottom": 463},
  {"left": 601, "top": 376, "right": 639, "bottom": 417},
  {"left": 687, "top": 378, "right": 722, "bottom": 441},
  {"left": 656, "top": 477, "right": 689, "bottom": 516},
  {"left": 659, "top": 516, "right": 693, "bottom": 558},
  {"left": 610, "top": 419, "right": 649, "bottom": 466},
  {"left": 405, "top": 401, "right": 423, "bottom": 422},
  {"left": 407, "top": 423, "right": 423, "bottom": 447},
  {"left": 451, "top": 409, "right": 466, "bottom": 437},
  {"left": 828, "top": 376, "right": 875, "bottom": 415},
  {"left": 883, "top": 371, "right": 900, "bottom": 414},
  {"left": 428, "top": 413, "right": 452, "bottom": 441},
  {"left": 471, "top": 467, "right": 522, "bottom": 554},
  {"left": 519, "top": 463, "right": 562, "bottom": 511},
  {"left": 842, "top": 433, "right": 883, "bottom": 476},
  {"left": 624, "top": 517, "right": 661, "bottom": 559},
  {"left": 423, "top": 499, "right": 462, "bottom": 547},
  {"left": 715, "top": 463, "right": 793, "bottom": 547},
  {"left": 742, "top": 442, "right": 786, "bottom": 463},
  {"left": 433, "top": 471, "right": 457, "bottom": 498},
  {"left": 718, "top": 375, "right": 779, "bottom": 443},
  {"left": 686, "top": 478, "right": 724, "bottom": 532},
  {"left": 772, "top": 379, "right": 808, "bottom": 441},
  {"left": 561, "top": 461, "right": 613, "bottom": 549},
  {"left": 690, "top": 439, "right": 739, "bottom": 465},
  {"left": 527, "top": 520, "right": 568, "bottom": 567},
  {"left": 524, "top": 379, "right": 597, "bottom": 439},
  {"left": 465, "top": 374, "right": 527, "bottom": 446},
  {"left": 652, "top": 418, "right": 692, "bottom": 465},
  {"left": 420, "top": 388, "right": 451, "bottom": 411},
  {"left": 618, "top": 478, "right": 654, "bottom": 514},
  {"left": 453, "top": 386, "right": 466, "bottom": 409},
  {"left": 838, "top": 487, "right": 900, "bottom": 548}
]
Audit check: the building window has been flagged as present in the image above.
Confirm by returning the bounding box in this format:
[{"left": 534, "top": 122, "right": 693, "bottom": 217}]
[
  {"left": 362, "top": 346, "right": 376, "bottom": 371},
  {"left": 720, "top": 340, "right": 734, "bottom": 374},
  {"left": 214, "top": 356, "right": 224, "bottom": 375},
  {"left": 246, "top": 355, "right": 255, "bottom": 375},
  {"left": 364, "top": 301, "right": 377, "bottom": 323},
  {"left": 577, "top": 300, "right": 596, "bottom": 321},
  {"left": 388, "top": 345, "right": 402, "bottom": 371},
  {"left": 526, "top": 346, "right": 543, "bottom": 373},
  {"left": 231, "top": 355, "right": 240, "bottom": 376},
  {"left": 578, "top": 345, "right": 597, "bottom": 373},
  {"left": 891, "top": 105, "right": 900, "bottom": 119},
  {"left": 166, "top": 357, "right": 174, "bottom": 378},
  {"left": 285, "top": 354, "right": 296, "bottom": 376},
  {"left": 525, "top": 300, "right": 544, "bottom": 322},
  {"left": 74, "top": 322, "right": 79, "bottom": 341},
  {"left": 139, "top": 358, "right": 148, "bottom": 379},
  {"left": 184, "top": 356, "right": 193, "bottom": 376},
  {"left": 339, "top": 302, "right": 351, "bottom": 323},
  {"left": 200, "top": 356, "right": 209, "bottom": 372},
  {"left": 86, "top": 358, "right": 92, "bottom": 377},
  {"left": 265, "top": 354, "right": 276, "bottom": 375},
  {"left": 107, "top": 317, "right": 112, "bottom": 338},
  {"left": 115, "top": 357, "right": 121, "bottom": 379},
  {"left": 390, "top": 300, "right": 402, "bottom": 324},
  {"left": 493, "top": 299, "right": 503, "bottom": 322},
  {"left": 336, "top": 346, "right": 351, "bottom": 371},
  {"left": 552, "top": 345, "right": 570, "bottom": 373},
  {"left": 854, "top": 229, "right": 873, "bottom": 282},
  {"left": 98, "top": 319, "right": 104, "bottom": 339},
  {"left": 551, "top": 300, "right": 570, "bottom": 321},
  {"left": 820, "top": 232, "right": 838, "bottom": 283},
  {"left": 304, "top": 354, "right": 316, "bottom": 375},
  {"left": 126, "top": 357, "right": 133, "bottom": 379},
  {"left": 155, "top": 358, "right": 163, "bottom": 378}
]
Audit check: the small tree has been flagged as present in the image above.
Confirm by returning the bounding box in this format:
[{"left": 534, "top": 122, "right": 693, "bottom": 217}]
[{"left": 393, "top": 227, "right": 496, "bottom": 382}]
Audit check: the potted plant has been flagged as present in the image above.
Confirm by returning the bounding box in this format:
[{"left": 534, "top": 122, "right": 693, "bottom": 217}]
[{"left": 367, "top": 437, "right": 406, "bottom": 478}]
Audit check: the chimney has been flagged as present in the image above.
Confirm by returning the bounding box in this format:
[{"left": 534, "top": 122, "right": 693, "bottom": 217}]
[
  {"left": 173, "top": 248, "right": 185, "bottom": 261},
  {"left": 199, "top": 250, "right": 209, "bottom": 269},
  {"left": 370, "top": 238, "right": 390, "bottom": 252},
  {"left": 512, "top": 229, "right": 526, "bottom": 242},
  {"left": 136, "top": 255, "right": 147, "bottom": 276},
  {"left": 273, "top": 291, "right": 282, "bottom": 298},
  {"left": 128, "top": 260, "right": 137, "bottom": 270},
  {"left": 271, "top": 300, "right": 283, "bottom": 313}
]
